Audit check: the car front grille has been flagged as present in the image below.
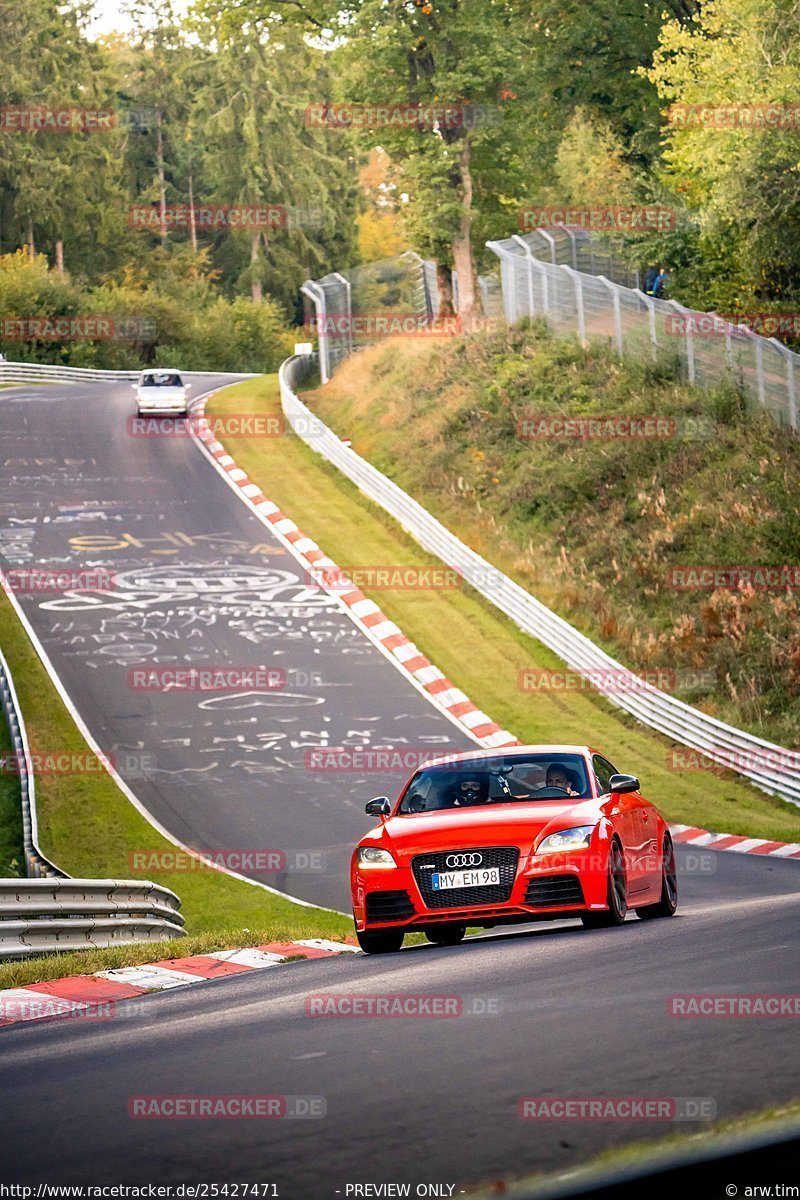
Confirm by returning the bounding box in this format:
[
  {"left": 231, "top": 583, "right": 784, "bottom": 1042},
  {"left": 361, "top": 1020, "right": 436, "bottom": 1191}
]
[
  {"left": 365, "top": 890, "right": 415, "bottom": 923},
  {"left": 412, "top": 846, "right": 519, "bottom": 909},
  {"left": 524, "top": 874, "right": 585, "bottom": 908}
]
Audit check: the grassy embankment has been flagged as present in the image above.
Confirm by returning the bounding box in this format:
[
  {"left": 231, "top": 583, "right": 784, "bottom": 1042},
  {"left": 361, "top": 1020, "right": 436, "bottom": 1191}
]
[{"left": 206, "top": 368, "right": 799, "bottom": 844}]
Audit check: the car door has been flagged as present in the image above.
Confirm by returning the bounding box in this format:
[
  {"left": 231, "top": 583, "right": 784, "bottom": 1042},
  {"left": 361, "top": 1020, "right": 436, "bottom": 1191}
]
[{"left": 592, "top": 754, "right": 645, "bottom": 893}]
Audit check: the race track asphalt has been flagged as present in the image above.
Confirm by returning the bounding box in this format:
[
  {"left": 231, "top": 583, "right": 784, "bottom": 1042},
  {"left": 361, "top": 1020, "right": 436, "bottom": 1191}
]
[
  {"left": 0, "top": 377, "right": 470, "bottom": 910},
  {"left": 1, "top": 846, "right": 798, "bottom": 1193}
]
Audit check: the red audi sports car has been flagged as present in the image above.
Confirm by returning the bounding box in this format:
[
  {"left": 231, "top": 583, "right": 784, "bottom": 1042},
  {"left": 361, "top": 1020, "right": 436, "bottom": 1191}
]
[{"left": 350, "top": 744, "right": 677, "bottom": 953}]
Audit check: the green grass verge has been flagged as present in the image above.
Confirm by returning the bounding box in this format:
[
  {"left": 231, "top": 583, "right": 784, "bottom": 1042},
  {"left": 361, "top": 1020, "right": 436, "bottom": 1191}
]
[
  {"left": 465, "top": 1098, "right": 800, "bottom": 1196},
  {"left": 0, "top": 926, "right": 355, "bottom": 992},
  {"left": 207, "top": 374, "right": 800, "bottom": 842},
  {"left": 0, "top": 588, "right": 350, "bottom": 942},
  {"left": 0, "top": 680, "right": 24, "bottom": 877},
  {"left": 305, "top": 328, "right": 800, "bottom": 747}
]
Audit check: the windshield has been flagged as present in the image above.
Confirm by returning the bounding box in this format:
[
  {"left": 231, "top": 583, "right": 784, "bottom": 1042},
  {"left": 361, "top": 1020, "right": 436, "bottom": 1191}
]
[
  {"left": 397, "top": 753, "right": 592, "bottom": 813},
  {"left": 141, "top": 372, "right": 182, "bottom": 387}
]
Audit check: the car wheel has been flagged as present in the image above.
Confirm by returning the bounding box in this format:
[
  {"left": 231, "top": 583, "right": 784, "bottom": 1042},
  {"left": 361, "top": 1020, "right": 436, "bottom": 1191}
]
[
  {"left": 356, "top": 928, "right": 405, "bottom": 954},
  {"left": 636, "top": 834, "right": 678, "bottom": 920},
  {"left": 425, "top": 925, "right": 466, "bottom": 947},
  {"left": 581, "top": 839, "right": 628, "bottom": 928}
]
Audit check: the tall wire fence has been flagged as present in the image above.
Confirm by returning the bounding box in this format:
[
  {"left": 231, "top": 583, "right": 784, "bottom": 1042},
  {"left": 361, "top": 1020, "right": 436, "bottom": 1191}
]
[
  {"left": 301, "top": 250, "right": 439, "bottom": 382},
  {"left": 487, "top": 229, "right": 798, "bottom": 432}
]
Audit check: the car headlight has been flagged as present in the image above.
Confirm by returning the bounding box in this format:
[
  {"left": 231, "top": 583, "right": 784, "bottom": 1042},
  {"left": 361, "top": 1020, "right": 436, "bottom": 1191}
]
[
  {"left": 536, "top": 825, "right": 595, "bottom": 855},
  {"left": 357, "top": 846, "right": 398, "bottom": 870}
]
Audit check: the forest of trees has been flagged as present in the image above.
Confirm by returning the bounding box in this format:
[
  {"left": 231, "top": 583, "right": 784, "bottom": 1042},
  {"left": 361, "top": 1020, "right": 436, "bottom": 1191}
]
[{"left": 1, "top": 0, "right": 798, "bottom": 366}]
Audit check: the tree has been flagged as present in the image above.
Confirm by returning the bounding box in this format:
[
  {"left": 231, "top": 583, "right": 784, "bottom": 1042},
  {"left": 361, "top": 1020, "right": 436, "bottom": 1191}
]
[
  {"left": 294, "top": 0, "right": 539, "bottom": 319},
  {"left": 646, "top": 0, "right": 800, "bottom": 312}
]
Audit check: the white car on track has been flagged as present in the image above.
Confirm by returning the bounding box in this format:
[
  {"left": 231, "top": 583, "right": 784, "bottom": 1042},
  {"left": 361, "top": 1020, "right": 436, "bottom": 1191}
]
[{"left": 133, "top": 369, "right": 189, "bottom": 416}]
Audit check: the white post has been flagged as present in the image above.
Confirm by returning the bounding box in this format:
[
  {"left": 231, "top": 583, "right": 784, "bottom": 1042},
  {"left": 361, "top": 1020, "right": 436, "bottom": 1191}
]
[
  {"left": 646, "top": 298, "right": 658, "bottom": 362},
  {"left": 754, "top": 335, "right": 766, "bottom": 407},
  {"left": 769, "top": 339, "right": 797, "bottom": 430},
  {"left": 332, "top": 272, "right": 352, "bottom": 358},
  {"left": 788, "top": 352, "right": 798, "bottom": 431},
  {"left": 562, "top": 266, "right": 586, "bottom": 344},
  {"left": 669, "top": 300, "right": 695, "bottom": 384},
  {"left": 597, "top": 275, "right": 623, "bottom": 357},
  {"left": 301, "top": 280, "right": 329, "bottom": 384},
  {"left": 512, "top": 235, "right": 536, "bottom": 318}
]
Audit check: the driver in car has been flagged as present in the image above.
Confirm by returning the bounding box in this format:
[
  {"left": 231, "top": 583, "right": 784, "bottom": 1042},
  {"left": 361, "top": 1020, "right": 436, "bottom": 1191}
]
[
  {"left": 545, "top": 764, "right": 580, "bottom": 796},
  {"left": 450, "top": 776, "right": 488, "bottom": 806}
]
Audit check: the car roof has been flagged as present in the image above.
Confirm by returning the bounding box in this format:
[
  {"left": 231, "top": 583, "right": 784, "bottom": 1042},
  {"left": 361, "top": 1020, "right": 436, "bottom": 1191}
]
[
  {"left": 139, "top": 368, "right": 183, "bottom": 376},
  {"left": 419, "top": 744, "right": 597, "bottom": 769}
]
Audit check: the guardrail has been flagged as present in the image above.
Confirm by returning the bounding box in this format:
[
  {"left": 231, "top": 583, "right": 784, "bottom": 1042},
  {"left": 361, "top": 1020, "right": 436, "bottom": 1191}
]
[
  {"left": 0, "top": 646, "right": 64, "bottom": 879},
  {"left": 1, "top": 592, "right": 186, "bottom": 954},
  {"left": 0, "top": 879, "right": 185, "bottom": 959},
  {"left": 279, "top": 353, "right": 800, "bottom": 807},
  {"left": 0, "top": 363, "right": 139, "bottom": 384},
  {"left": 0, "top": 363, "right": 259, "bottom": 386}
]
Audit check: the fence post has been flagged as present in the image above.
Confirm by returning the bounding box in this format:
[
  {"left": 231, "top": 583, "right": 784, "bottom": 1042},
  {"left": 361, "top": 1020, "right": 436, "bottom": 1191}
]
[
  {"left": 512, "top": 235, "right": 537, "bottom": 318},
  {"left": 768, "top": 338, "right": 797, "bottom": 430},
  {"left": 562, "top": 266, "right": 586, "bottom": 344},
  {"left": 565, "top": 226, "right": 578, "bottom": 269},
  {"left": 645, "top": 298, "right": 658, "bottom": 362},
  {"left": 668, "top": 300, "right": 695, "bottom": 384},
  {"left": 300, "top": 280, "right": 329, "bottom": 384},
  {"left": 787, "top": 350, "right": 798, "bottom": 431},
  {"left": 754, "top": 334, "right": 766, "bottom": 407},
  {"left": 597, "top": 275, "right": 623, "bottom": 357},
  {"left": 332, "top": 272, "right": 353, "bottom": 358},
  {"left": 536, "top": 227, "right": 558, "bottom": 266}
]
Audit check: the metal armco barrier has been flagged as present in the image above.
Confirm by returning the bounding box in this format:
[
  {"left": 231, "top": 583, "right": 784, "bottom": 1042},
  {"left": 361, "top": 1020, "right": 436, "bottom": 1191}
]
[
  {"left": 1, "top": 605, "right": 186, "bottom": 953},
  {"left": 0, "top": 363, "right": 139, "bottom": 384},
  {"left": 280, "top": 353, "right": 800, "bottom": 807},
  {"left": 0, "top": 363, "right": 258, "bottom": 385},
  {"left": 0, "top": 646, "right": 63, "bottom": 879},
  {"left": 0, "top": 879, "right": 185, "bottom": 959}
]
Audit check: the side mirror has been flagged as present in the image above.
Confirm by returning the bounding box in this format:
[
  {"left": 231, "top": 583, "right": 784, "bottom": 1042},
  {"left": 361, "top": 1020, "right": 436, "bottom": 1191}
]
[
  {"left": 131, "top": 383, "right": 138, "bottom": 390},
  {"left": 609, "top": 774, "right": 639, "bottom": 795},
  {"left": 365, "top": 796, "right": 391, "bottom": 818}
]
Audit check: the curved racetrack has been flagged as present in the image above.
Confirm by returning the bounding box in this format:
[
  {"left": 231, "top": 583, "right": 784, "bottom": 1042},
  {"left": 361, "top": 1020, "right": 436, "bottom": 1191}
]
[
  {"left": 0, "top": 376, "right": 469, "bottom": 910},
  {"left": 1, "top": 377, "right": 798, "bottom": 1195}
]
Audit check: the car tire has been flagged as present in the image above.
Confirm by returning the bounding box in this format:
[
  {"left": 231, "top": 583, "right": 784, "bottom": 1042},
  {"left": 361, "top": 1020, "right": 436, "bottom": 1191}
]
[
  {"left": 636, "top": 834, "right": 678, "bottom": 920},
  {"left": 425, "top": 925, "right": 466, "bottom": 946},
  {"left": 581, "top": 839, "right": 627, "bottom": 928},
  {"left": 355, "top": 928, "right": 405, "bottom": 954}
]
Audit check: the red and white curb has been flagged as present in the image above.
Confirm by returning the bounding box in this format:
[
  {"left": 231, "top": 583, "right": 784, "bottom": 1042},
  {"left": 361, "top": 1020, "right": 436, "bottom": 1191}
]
[
  {"left": 190, "top": 405, "right": 518, "bottom": 751},
  {"left": 189, "top": 399, "right": 800, "bottom": 864},
  {"left": 670, "top": 824, "right": 800, "bottom": 859},
  {"left": 0, "top": 939, "right": 359, "bottom": 1028}
]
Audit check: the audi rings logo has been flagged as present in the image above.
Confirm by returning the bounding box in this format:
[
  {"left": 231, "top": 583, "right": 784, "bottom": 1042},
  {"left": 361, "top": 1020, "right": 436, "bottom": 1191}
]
[{"left": 446, "top": 852, "right": 483, "bottom": 869}]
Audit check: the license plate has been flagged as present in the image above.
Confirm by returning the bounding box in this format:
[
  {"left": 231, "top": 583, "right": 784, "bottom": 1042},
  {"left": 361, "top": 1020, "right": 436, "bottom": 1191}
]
[{"left": 431, "top": 867, "right": 501, "bottom": 890}]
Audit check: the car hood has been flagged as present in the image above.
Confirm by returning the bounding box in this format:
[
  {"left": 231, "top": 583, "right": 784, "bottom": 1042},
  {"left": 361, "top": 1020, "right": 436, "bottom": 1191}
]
[{"left": 371, "top": 798, "right": 601, "bottom": 859}]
